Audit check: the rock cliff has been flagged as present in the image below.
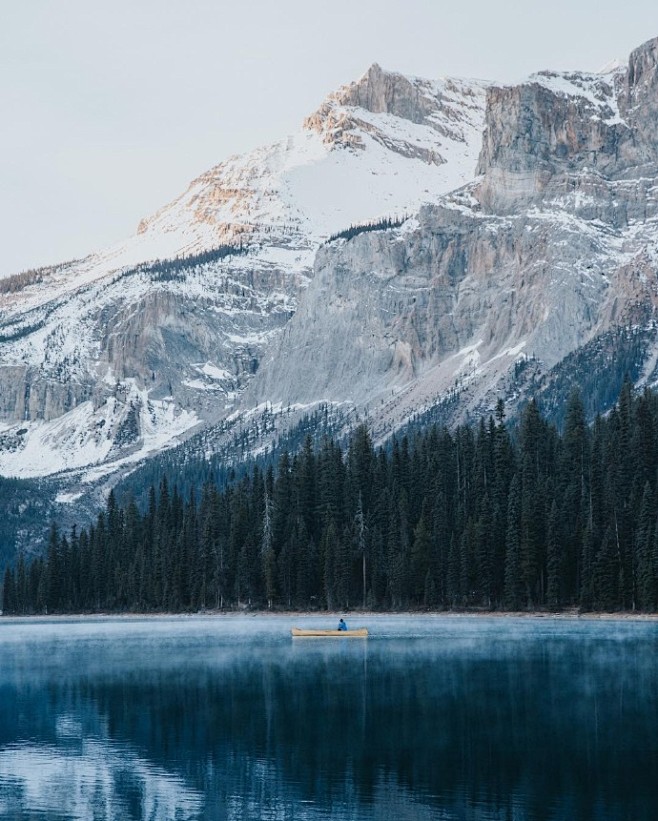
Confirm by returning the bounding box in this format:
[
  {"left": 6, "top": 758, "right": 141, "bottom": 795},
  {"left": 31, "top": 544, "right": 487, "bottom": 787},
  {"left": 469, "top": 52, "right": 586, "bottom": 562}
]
[{"left": 246, "top": 36, "right": 658, "bottom": 436}]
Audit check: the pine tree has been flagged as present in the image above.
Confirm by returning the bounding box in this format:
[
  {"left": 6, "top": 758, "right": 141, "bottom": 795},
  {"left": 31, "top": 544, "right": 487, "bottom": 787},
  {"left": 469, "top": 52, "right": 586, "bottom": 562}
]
[
  {"left": 333, "top": 525, "right": 352, "bottom": 610},
  {"left": 261, "top": 484, "right": 276, "bottom": 608},
  {"left": 592, "top": 526, "right": 620, "bottom": 611},
  {"left": 560, "top": 390, "right": 589, "bottom": 601},
  {"left": 321, "top": 519, "right": 339, "bottom": 610},
  {"left": 504, "top": 476, "right": 523, "bottom": 610},
  {"left": 635, "top": 483, "right": 655, "bottom": 610},
  {"left": 546, "top": 500, "right": 562, "bottom": 610},
  {"left": 2, "top": 566, "right": 16, "bottom": 614},
  {"left": 410, "top": 505, "right": 432, "bottom": 606},
  {"left": 15, "top": 551, "right": 27, "bottom": 615},
  {"left": 520, "top": 453, "right": 542, "bottom": 607},
  {"left": 354, "top": 495, "right": 368, "bottom": 609},
  {"left": 46, "top": 522, "right": 61, "bottom": 613},
  {"left": 298, "top": 436, "right": 318, "bottom": 543},
  {"left": 475, "top": 493, "right": 494, "bottom": 608},
  {"left": 446, "top": 535, "right": 461, "bottom": 608}
]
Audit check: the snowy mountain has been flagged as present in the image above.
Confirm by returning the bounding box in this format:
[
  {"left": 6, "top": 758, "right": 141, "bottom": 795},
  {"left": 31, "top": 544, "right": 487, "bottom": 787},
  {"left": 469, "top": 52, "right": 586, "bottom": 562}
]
[
  {"left": 0, "top": 64, "right": 488, "bottom": 479},
  {"left": 2, "top": 36, "right": 658, "bottom": 494},
  {"left": 248, "top": 37, "right": 658, "bottom": 435}
]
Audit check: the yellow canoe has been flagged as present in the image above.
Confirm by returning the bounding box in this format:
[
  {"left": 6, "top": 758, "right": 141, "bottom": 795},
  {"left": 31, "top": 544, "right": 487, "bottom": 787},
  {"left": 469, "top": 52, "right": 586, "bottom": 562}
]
[{"left": 291, "top": 627, "right": 368, "bottom": 637}]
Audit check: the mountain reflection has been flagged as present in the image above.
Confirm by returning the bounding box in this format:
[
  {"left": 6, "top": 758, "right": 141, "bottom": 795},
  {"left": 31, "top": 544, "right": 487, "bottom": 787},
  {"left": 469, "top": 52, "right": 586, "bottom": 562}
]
[
  {"left": 0, "top": 738, "right": 203, "bottom": 820},
  {"left": 0, "top": 616, "right": 657, "bottom": 820}
]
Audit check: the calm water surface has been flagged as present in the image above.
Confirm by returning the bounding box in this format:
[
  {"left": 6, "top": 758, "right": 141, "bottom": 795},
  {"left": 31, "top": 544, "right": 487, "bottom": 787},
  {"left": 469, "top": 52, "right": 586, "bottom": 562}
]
[{"left": 0, "top": 614, "right": 657, "bottom": 820}]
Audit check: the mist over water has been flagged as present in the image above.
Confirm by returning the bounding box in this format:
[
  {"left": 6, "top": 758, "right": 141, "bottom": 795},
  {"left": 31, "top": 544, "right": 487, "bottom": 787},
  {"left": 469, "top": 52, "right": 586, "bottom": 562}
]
[{"left": 0, "top": 615, "right": 657, "bottom": 820}]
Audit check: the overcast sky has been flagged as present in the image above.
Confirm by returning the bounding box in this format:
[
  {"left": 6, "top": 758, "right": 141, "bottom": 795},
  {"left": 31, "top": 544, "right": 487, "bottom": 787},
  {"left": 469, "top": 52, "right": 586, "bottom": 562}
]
[{"left": 1, "top": 1, "right": 656, "bottom": 276}]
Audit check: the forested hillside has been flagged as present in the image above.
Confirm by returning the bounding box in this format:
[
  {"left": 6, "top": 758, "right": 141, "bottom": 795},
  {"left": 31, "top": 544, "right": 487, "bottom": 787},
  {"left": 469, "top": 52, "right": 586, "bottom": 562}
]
[
  {"left": 5, "top": 382, "right": 658, "bottom": 614},
  {"left": 0, "top": 475, "right": 51, "bottom": 567}
]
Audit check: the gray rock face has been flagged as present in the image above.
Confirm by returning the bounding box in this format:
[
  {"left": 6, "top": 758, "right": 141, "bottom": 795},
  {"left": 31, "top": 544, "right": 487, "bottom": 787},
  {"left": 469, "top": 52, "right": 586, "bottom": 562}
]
[
  {"left": 478, "top": 38, "right": 658, "bottom": 213},
  {"left": 621, "top": 37, "right": 658, "bottom": 156},
  {"left": 0, "top": 366, "right": 91, "bottom": 422},
  {"left": 304, "top": 64, "right": 487, "bottom": 162},
  {"left": 326, "top": 62, "right": 471, "bottom": 130},
  {"left": 248, "top": 200, "right": 621, "bottom": 421},
  {"left": 246, "top": 37, "right": 658, "bottom": 435}
]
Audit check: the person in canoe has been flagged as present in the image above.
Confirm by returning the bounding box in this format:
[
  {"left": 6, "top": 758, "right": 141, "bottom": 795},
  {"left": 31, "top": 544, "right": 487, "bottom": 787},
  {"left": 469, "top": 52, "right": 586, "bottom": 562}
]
[{"left": 338, "top": 618, "right": 347, "bottom": 631}]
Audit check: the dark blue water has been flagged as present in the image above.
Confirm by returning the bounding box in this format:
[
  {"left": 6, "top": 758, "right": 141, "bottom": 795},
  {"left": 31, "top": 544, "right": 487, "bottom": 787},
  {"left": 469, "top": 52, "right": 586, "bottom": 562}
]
[{"left": 0, "top": 614, "right": 657, "bottom": 820}]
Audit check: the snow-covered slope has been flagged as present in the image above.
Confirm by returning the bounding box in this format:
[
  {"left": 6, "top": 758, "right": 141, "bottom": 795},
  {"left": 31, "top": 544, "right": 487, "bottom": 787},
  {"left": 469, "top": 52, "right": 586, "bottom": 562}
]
[
  {"left": 0, "top": 65, "right": 489, "bottom": 478},
  {"left": 135, "top": 66, "right": 488, "bottom": 250}
]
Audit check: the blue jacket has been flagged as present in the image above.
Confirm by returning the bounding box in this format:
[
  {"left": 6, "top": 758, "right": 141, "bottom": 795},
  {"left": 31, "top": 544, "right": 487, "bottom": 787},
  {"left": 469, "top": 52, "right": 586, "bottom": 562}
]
[{"left": 338, "top": 620, "right": 347, "bottom": 631}]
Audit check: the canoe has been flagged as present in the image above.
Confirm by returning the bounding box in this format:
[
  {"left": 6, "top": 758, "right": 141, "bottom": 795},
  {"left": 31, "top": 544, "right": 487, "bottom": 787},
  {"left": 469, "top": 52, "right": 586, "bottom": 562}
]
[{"left": 291, "top": 627, "right": 368, "bottom": 637}]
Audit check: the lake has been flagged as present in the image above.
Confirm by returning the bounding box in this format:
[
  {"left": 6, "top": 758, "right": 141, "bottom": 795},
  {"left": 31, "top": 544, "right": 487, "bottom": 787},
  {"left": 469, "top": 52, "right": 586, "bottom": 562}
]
[{"left": 0, "top": 614, "right": 657, "bottom": 820}]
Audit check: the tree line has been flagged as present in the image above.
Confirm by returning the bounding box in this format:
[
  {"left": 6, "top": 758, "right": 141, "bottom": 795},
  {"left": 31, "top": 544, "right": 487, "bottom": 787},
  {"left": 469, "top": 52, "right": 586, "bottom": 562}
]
[
  {"left": 327, "top": 216, "right": 407, "bottom": 244},
  {"left": 4, "top": 382, "right": 658, "bottom": 615}
]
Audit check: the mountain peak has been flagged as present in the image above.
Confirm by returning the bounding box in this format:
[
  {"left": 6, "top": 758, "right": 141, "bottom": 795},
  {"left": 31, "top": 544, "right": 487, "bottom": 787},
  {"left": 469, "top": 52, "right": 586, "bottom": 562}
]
[
  {"left": 629, "top": 35, "right": 658, "bottom": 60},
  {"left": 304, "top": 63, "right": 489, "bottom": 153},
  {"left": 626, "top": 35, "right": 658, "bottom": 89},
  {"left": 330, "top": 62, "right": 431, "bottom": 119},
  {"left": 361, "top": 61, "right": 385, "bottom": 77},
  {"left": 597, "top": 57, "right": 624, "bottom": 75},
  {"left": 356, "top": 62, "right": 408, "bottom": 88}
]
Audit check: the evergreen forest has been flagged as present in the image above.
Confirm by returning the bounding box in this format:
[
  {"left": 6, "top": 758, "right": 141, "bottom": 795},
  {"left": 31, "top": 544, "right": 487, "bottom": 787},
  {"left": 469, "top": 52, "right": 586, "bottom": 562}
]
[{"left": 4, "top": 383, "right": 658, "bottom": 615}]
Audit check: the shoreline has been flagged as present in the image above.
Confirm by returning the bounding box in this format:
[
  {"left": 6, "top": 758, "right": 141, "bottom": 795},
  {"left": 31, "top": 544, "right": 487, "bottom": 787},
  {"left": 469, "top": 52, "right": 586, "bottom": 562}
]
[{"left": 3, "top": 609, "right": 658, "bottom": 622}]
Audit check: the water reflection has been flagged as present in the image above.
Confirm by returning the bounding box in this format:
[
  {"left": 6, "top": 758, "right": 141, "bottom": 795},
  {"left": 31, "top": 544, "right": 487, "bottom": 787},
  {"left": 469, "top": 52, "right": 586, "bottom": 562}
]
[
  {"left": 0, "top": 739, "right": 203, "bottom": 820},
  {"left": 0, "top": 616, "right": 657, "bottom": 820}
]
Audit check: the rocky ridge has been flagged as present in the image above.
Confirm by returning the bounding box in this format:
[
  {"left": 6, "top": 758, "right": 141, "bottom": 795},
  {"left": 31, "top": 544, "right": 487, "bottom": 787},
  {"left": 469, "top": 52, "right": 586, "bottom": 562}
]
[{"left": 0, "top": 64, "right": 488, "bottom": 477}]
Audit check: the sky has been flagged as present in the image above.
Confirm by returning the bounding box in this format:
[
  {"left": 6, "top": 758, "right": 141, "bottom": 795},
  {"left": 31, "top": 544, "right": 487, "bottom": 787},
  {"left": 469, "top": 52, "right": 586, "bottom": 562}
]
[{"left": 1, "top": 1, "right": 656, "bottom": 277}]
